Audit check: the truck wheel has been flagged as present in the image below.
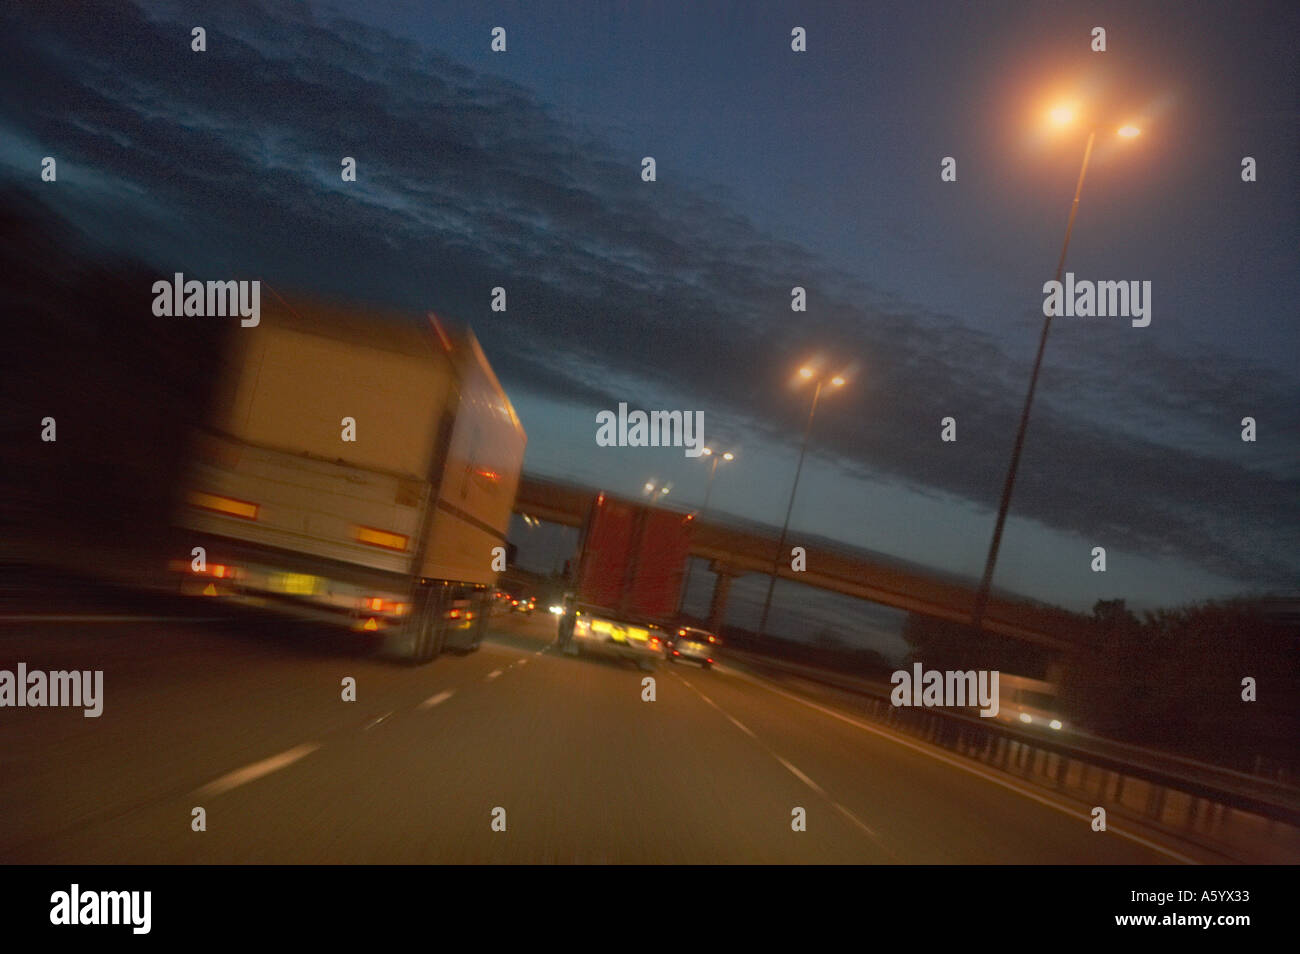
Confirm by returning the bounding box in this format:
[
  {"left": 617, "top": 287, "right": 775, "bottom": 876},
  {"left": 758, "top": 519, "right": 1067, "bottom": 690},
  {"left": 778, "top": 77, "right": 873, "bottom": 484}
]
[
  {"left": 412, "top": 618, "right": 434, "bottom": 664},
  {"left": 410, "top": 587, "right": 443, "bottom": 663}
]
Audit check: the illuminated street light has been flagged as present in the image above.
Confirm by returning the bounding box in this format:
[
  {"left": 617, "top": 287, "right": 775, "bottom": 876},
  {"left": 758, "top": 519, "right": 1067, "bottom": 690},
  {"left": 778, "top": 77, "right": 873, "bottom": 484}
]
[
  {"left": 679, "top": 446, "right": 738, "bottom": 612},
  {"left": 1048, "top": 103, "right": 1076, "bottom": 126},
  {"left": 971, "top": 106, "right": 1144, "bottom": 633},
  {"left": 643, "top": 480, "right": 671, "bottom": 506},
  {"left": 755, "top": 365, "right": 849, "bottom": 642}
]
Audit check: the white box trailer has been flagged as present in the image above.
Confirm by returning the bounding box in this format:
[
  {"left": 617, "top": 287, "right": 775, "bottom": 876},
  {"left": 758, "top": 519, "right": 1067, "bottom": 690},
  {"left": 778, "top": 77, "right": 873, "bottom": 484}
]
[{"left": 173, "top": 295, "right": 525, "bottom": 662}]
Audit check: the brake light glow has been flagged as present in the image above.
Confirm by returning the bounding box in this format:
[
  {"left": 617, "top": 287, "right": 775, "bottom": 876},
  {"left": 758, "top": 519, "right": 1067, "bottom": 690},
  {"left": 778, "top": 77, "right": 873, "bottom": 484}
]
[{"left": 188, "top": 491, "right": 258, "bottom": 520}]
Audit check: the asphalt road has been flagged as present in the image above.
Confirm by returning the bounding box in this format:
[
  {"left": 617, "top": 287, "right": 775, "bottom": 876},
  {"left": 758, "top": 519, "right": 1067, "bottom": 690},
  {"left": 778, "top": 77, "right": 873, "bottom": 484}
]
[{"left": 0, "top": 594, "right": 1188, "bottom": 864}]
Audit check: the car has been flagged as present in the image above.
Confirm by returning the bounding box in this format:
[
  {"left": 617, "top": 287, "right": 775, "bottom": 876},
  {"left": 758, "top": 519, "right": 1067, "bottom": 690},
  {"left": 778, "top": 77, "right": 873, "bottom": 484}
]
[
  {"left": 665, "top": 625, "right": 719, "bottom": 667},
  {"left": 509, "top": 595, "right": 536, "bottom": 615},
  {"left": 993, "top": 674, "right": 1066, "bottom": 732}
]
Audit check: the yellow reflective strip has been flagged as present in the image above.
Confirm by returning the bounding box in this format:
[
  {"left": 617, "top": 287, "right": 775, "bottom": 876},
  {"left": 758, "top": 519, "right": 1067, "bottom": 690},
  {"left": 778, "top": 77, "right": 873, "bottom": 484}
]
[
  {"left": 188, "top": 491, "right": 258, "bottom": 520},
  {"left": 355, "top": 526, "right": 408, "bottom": 551}
]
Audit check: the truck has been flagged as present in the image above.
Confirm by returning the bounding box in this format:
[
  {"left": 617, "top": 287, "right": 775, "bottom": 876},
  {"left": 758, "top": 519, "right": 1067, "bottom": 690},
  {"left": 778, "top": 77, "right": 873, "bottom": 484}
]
[
  {"left": 172, "top": 294, "right": 526, "bottom": 663},
  {"left": 557, "top": 493, "right": 694, "bottom": 668}
]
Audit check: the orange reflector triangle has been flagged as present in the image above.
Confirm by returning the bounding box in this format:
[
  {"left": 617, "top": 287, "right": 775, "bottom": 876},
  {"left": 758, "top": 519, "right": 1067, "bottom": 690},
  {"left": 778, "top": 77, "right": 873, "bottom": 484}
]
[
  {"left": 363, "top": 617, "right": 378, "bottom": 631},
  {"left": 202, "top": 583, "right": 218, "bottom": 596}
]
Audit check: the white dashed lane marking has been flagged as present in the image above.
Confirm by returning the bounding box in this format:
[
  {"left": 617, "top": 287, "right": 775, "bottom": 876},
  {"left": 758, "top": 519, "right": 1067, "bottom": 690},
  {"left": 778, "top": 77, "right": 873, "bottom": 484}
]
[{"left": 192, "top": 743, "right": 321, "bottom": 798}]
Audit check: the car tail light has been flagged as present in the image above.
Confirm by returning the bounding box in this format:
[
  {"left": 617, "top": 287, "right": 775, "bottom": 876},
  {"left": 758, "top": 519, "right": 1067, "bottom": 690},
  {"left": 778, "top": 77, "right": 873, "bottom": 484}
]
[
  {"left": 673, "top": 650, "right": 680, "bottom": 656},
  {"left": 678, "top": 629, "right": 686, "bottom": 636},
  {"left": 707, "top": 658, "right": 714, "bottom": 664}
]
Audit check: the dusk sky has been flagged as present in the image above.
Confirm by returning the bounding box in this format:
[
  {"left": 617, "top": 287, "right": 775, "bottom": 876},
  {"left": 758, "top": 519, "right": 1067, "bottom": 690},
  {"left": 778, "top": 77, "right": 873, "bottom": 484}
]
[{"left": 3, "top": 0, "right": 1296, "bottom": 636}]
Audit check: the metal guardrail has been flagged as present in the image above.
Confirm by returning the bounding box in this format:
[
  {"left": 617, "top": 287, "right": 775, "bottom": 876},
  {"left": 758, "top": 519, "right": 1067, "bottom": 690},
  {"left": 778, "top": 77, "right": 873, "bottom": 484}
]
[{"left": 725, "top": 648, "right": 1300, "bottom": 860}]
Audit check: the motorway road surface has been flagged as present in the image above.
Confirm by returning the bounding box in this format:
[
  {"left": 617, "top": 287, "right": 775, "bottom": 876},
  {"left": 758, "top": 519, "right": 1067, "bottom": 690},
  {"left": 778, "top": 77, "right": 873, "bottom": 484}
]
[{"left": 0, "top": 591, "right": 1190, "bottom": 864}]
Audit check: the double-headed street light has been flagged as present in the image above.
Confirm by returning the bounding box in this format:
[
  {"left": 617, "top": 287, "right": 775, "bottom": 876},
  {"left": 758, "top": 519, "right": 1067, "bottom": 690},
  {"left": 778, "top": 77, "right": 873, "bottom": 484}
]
[
  {"left": 699, "top": 446, "right": 736, "bottom": 513},
  {"left": 755, "top": 364, "right": 847, "bottom": 642},
  {"left": 679, "top": 446, "right": 737, "bottom": 614},
  {"left": 971, "top": 105, "right": 1143, "bottom": 633},
  {"left": 643, "top": 479, "right": 671, "bottom": 505}
]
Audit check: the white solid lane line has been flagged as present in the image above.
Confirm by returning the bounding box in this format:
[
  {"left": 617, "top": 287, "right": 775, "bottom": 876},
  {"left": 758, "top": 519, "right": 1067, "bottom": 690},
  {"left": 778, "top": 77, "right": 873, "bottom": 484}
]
[
  {"left": 192, "top": 743, "right": 321, "bottom": 798},
  {"left": 418, "top": 689, "right": 455, "bottom": 710},
  {"left": 485, "top": 669, "right": 503, "bottom": 681}
]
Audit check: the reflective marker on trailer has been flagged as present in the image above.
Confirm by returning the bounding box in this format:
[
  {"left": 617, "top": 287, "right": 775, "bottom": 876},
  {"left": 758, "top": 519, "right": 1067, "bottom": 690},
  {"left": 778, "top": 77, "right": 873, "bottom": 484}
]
[
  {"left": 354, "top": 526, "right": 409, "bottom": 551},
  {"left": 187, "top": 491, "right": 259, "bottom": 520}
]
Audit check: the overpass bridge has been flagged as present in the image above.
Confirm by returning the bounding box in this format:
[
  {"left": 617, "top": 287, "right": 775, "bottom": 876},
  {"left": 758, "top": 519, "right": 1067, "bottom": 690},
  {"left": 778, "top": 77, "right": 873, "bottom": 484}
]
[{"left": 513, "top": 474, "right": 1091, "bottom": 653}]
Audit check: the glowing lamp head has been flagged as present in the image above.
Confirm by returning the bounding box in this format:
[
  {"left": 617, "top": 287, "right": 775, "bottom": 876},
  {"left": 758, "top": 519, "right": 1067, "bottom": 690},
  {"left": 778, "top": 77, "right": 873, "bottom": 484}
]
[
  {"left": 722, "top": 452, "right": 734, "bottom": 461},
  {"left": 830, "top": 375, "right": 846, "bottom": 388},
  {"left": 1117, "top": 125, "right": 1141, "bottom": 139},
  {"left": 799, "top": 367, "right": 814, "bottom": 379},
  {"left": 1048, "top": 104, "right": 1076, "bottom": 127}
]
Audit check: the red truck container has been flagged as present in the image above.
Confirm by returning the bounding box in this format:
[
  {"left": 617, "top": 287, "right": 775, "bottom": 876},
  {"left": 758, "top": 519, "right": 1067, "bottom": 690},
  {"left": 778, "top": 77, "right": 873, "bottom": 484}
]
[{"left": 559, "top": 493, "right": 694, "bottom": 666}]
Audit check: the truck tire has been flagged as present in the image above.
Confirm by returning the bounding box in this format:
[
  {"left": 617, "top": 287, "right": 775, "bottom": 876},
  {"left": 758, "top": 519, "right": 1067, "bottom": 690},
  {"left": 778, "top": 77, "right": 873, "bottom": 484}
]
[{"left": 410, "top": 584, "right": 444, "bottom": 664}]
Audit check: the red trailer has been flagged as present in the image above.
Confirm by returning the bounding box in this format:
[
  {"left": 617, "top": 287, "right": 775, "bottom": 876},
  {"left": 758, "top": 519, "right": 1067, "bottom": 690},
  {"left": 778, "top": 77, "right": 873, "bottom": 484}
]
[{"left": 558, "top": 493, "right": 693, "bottom": 667}]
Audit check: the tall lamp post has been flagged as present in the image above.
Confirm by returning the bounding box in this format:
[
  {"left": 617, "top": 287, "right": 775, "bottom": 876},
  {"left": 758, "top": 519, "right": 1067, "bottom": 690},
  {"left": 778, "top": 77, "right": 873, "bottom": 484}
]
[
  {"left": 971, "top": 110, "right": 1142, "bottom": 632},
  {"left": 755, "top": 366, "right": 845, "bottom": 642},
  {"left": 680, "top": 447, "right": 735, "bottom": 615}
]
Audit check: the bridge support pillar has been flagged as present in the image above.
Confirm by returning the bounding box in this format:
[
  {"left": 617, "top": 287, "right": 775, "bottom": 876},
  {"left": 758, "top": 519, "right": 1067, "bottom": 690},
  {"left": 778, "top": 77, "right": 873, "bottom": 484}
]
[{"left": 706, "top": 563, "right": 739, "bottom": 633}]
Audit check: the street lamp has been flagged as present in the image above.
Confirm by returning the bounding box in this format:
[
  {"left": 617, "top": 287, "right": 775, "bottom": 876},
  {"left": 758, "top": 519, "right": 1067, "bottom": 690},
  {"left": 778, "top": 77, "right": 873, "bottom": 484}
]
[
  {"left": 755, "top": 365, "right": 846, "bottom": 642},
  {"left": 697, "top": 447, "right": 737, "bottom": 513},
  {"left": 642, "top": 479, "right": 671, "bottom": 506},
  {"left": 679, "top": 447, "right": 737, "bottom": 614},
  {"left": 971, "top": 107, "right": 1142, "bottom": 633}
]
